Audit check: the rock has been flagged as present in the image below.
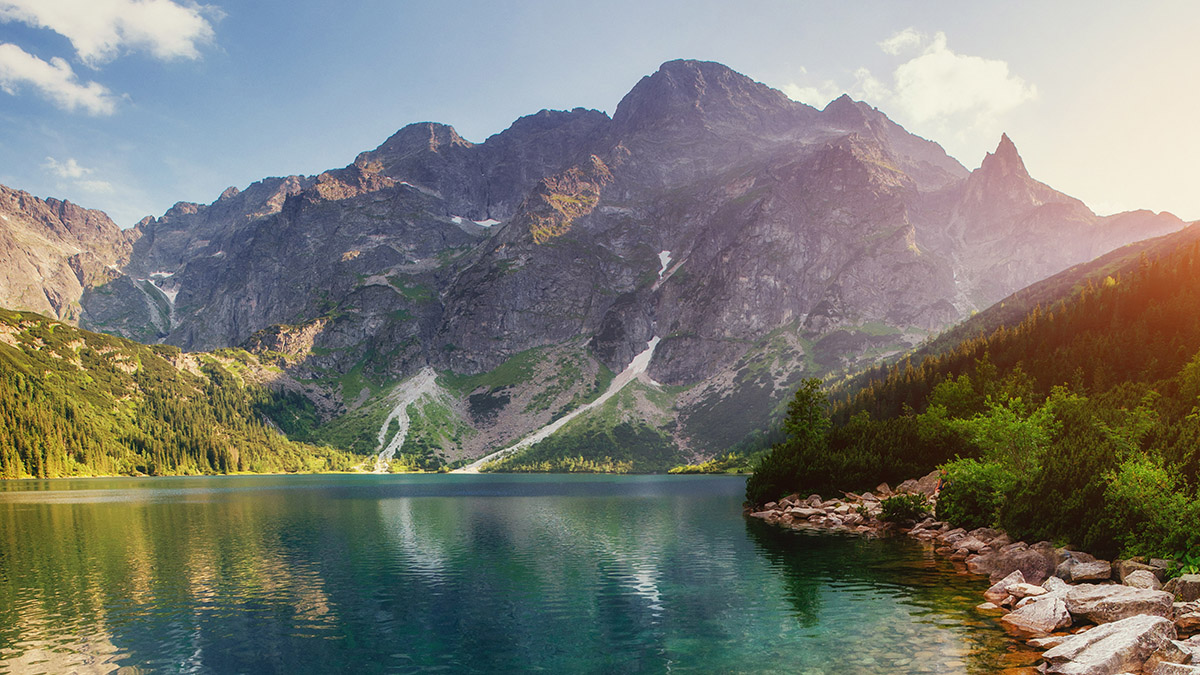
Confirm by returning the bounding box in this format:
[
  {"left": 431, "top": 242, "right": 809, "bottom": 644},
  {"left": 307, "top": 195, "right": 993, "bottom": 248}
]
[
  {"left": 1010, "top": 583, "right": 1050, "bottom": 599},
  {"left": 1151, "top": 663, "right": 1200, "bottom": 674},
  {"left": 1030, "top": 636, "right": 1070, "bottom": 649},
  {"left": 875, "top": 482, "right": 892, "bottom": 497},
  {"left": 970, "top": 546, "right": 1058, "bottom": 585},
  {"left": 1119, "top": 560, "right": 1164, "bottom": 584},
  {"left": 1125, "top": 570, "right": 1163, "bottom": 591},
  {"left": 1176, "top": 601, "right": 1200, "bottom": 633},
  {"left": 860, "top": 492, "right": 878, "bottom": 502},
  {"left": 1164, "top": 576, "right": 1200, "bottom": 603},
  {"left": 1064, "top": 584, "right": 1175, "bottom": 624},
  {"left": 806, "top": 494, "right": 822, "bottom": 505},
  {"left": 1044, "top": 577, "right": 1071, "bottom": 593},
  {"left": 914, "top": 469, "right": 942, "bottom": 497},
  {"left": 986, "top": 571, "right": 1027, "bottom": 604},
  {"left": 896, "top": 478, "right": 920, "bottom": 494},
  {"left": 1142, "top": 639, "right": 1194, "bottom": 674},
  {"left": 764, "top": 502, "right": 777, "bottom": 510},
  {"left": 1002, "top": 595, "right": 1073, "bottom": 637},
  {"left": 1043, "top": 614, "right": 1176, "bottom": 674},
  {"left": 977, "top": 602, "right": 1004, "bottom": 612},
  {"left": 1058, "top": 559, "right": 1113, "bottom": 583}
]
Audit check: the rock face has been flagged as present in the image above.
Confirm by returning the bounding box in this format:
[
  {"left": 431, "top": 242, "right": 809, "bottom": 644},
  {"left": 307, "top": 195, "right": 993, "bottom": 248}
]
[
  {"left": 0, "top": 185, "right": 133, "bottom": 322},
  {"left": 1043, "top": 615, "right": 1177, "bottom": 674},
  {"left": 1, "top": 60, "right": 1188, "bottom": 462},
  {"left": 1166, "top": 576, "right": 1200, "bottom": 603}
]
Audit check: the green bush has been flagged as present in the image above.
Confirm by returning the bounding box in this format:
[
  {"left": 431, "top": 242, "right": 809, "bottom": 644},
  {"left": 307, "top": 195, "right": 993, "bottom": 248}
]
[
  {"left": 880, "top": 493, "right": 930, "bottom": 524},
  {"left": 1095, "top": 454, "right": 1200, "bottom": 559},
  {"left": 935, "top": 458, "right": 1015, "bottom": 530}
]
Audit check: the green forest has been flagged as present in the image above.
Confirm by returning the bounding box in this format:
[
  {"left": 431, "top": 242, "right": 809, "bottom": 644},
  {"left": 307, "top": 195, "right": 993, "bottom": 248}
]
[
  {"left": 748, "top": 240, "right": 1200, "bottom": 563},
  {"left": 0, "top": 310, "right": 357, "bottom": 478}
]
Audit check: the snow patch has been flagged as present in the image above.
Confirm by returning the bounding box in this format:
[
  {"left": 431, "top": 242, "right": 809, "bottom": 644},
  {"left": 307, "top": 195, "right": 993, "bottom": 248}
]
[
  {"left": 149, "top": 271, "right": 174, "bottom": 279},
  {"left": 451, "top": 216, "right": 465, "bottom": 225},
  {"left": 657, "top": 251, "right": 672, "bottom": 279},
  {"left": 474, "top": 219, "right": 501, "bottom": 228},
  {"left": 456, "top": 337, "right": 662, "bottom": 473},
  {"left": 1, "top": 214, "right": 8, "bottom": 221}
]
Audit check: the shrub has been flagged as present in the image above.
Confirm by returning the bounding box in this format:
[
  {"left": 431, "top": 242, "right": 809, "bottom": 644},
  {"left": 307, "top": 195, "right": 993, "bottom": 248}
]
[
  {"left": 935, "top": 458, "right": 1015, "bottom": 530},
  {"left": 1095, "top": 454, "right": 1199, "bottom": 559},
  {"left": 880, "top": 493, "right": 930, "bottom": 524}
]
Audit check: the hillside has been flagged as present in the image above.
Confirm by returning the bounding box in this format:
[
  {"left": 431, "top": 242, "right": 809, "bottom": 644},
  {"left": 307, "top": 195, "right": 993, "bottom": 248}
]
[
  {"left": 749, "top": 227, "right": 1200, "bottom": 561},
  {"left": 0, "top": 310, "right": 355, "bottom": 478}
]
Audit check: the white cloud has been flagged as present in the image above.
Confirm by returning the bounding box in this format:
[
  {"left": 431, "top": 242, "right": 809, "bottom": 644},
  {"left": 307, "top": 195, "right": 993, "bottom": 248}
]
[
  {"left": 43, "top": 156, "right": 114, "bottom": 193},
  {"left": 0, "top": 0, "right": 218, "bottom": 66},
  {"left": 886, "top": 32, "right": 1037, "bottom": 128},
  {"left": 77, "top": 179, "right": 115, "bottom": 193},
  {"left": 0, "top": 43, "right": 118, "bottom": 114},
  {"left": 44, "top": 156, "right": 92, "bottom": 179},
  {"left": 878, "top": 27, "right": 924, "bottom": 56}
]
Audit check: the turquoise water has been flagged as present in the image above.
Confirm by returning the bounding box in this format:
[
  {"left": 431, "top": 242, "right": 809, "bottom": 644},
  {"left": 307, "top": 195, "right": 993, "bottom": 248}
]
[{"left": 0, "top": 474, "right": 1036, "bottom": 673}]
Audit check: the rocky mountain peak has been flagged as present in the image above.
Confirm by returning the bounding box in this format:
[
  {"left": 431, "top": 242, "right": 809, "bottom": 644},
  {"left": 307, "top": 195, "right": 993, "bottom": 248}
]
[
  {"left": 821, "top": 93, "right": 870, "bottom": 126},
  {"left": 979, "top": 133, "right": 1029, "bottom": 178},
  {"left": 611, "top": 59, "right": 803, "bottom": 135}
]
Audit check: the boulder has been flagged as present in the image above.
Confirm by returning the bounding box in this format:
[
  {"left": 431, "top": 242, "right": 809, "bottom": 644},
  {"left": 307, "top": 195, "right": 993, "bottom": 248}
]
[
  {"left": 1059, "top": 559, "right": 1113, "bottom": 583},
  {"left": 875, "top": 482, "right": 892, "bottom": 497},
  {"left": 1030, "top": 635, "right": 1070, "bottom": 650},
  {"left": 1064, "top": 584, "right": 1175, "bottom": 624},
  {"left": 1165, "top": 576, "right": 1200, "bottom": 603},
  {"left": 969, "top": 546, "right": 1058, "bottom": 585},
  {"left": 1043, "top": 614, "right": 1177, "bottom": 674},
  {"left": 1125, "top": 570, "right": 1164, "bottom": 591},
  {"left": 986, "top": 570, "right": 1027, "bottom": 604},
  {"left": 1119, "top": 559, "right": 1165, "bottom": 584},
  {"left": 1176, "top": 601, "right": 1200, "bottom": 633},
  {"left": 969, "top": 527, "right": 1004, "bottom": 542},
  {"left": 914, "top": 469, "right": 942, "bottom": 497},
  {"left": 977, "top": 602, "right": 1004, "bottom": 612},
  {"left": 1142, "top": 639, "right": 1195, "bottom": 674},
  {"left": 1002, "top": 595, "right": 1073, "bottom": 637}
]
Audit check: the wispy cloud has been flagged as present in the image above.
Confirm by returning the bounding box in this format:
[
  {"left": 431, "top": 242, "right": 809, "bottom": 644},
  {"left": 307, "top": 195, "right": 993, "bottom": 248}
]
[
  {"left": 780, "top": 30, "right": 1036, "bottom": 160},
  {"left": 0, "top": 0, "right": 219, "bottom": 66},
  {"left": 878, "top": 27, "right": 924, "bottom": 56},
  {"left": 0, "top": 44, "right": 118, "bottom": 114},
  {"left": 43, "top": 156, "right": 114, "bottom": 193}
]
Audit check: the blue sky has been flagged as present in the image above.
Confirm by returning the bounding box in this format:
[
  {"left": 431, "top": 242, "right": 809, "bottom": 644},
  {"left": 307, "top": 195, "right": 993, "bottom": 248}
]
[{"left": 1, "top": 0, "right": 1198, "bottom": 226}]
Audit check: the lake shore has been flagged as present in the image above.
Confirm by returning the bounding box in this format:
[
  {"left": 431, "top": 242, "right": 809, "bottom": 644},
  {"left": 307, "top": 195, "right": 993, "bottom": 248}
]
[{"left": 747, "top": 476, "right": 1200, "bottom": 674}]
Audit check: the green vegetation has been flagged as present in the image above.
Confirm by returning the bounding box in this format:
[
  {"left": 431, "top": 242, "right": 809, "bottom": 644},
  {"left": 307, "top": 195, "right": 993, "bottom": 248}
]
[
  {"left": 0, "top": 310, "right": 357, "bottom": 478},
  {"left": 748, "top": 242, "right": 1200, "bottom": 563},
  {"left": 879, "top": 493, "right": 930, "bottom": 524}
]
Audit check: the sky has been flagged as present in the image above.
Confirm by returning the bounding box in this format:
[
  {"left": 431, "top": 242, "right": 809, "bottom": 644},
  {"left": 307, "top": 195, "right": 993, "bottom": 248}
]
[{"left": 1, "top": 0, "right": 1198, "bottom": 227}]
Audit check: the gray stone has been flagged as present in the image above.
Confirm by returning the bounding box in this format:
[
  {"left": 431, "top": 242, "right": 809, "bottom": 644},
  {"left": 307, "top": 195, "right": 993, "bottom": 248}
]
[
  {"left": 986, "top": 570, "right": 1026, "bottom": 604},
  {"left": 1059, "top": 559, "right": 1113, "bottom": 583},
  {"left": 1165, "top": 576, "right": 1200, "bottom": 603},
  {"left": 1043, "top": 615, "right": 1177, "bottom": 674},
  {"left": 1064, "top": 584, "right": 1175, "bottom": 624},
  {"left": 1151, "top": 664, "right": 1200, "bottom": 675},
  {"left": 1125, "top": 570, "right": 1164, "bottom": 591},
  {"left": 1002, "top": 595, "right": 1072, "bottom": 637},
  {"left": 969, "top": 546, "right": 1058, "bottom": 585}
]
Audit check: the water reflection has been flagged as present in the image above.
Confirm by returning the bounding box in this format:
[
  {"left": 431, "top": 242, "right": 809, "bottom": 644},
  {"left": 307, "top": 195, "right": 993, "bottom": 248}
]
[{"left": 0, "top": 475, "right": 1038, "bottom": 673}]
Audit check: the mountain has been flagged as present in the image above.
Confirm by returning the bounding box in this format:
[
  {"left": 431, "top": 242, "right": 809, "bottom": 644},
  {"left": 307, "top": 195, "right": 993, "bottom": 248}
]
[
  {"left": 0, "top": 185, "right": 134, "bottom": 322},
  {"left": 0, "top": 60, "right": 1187, "bottom": 470}
]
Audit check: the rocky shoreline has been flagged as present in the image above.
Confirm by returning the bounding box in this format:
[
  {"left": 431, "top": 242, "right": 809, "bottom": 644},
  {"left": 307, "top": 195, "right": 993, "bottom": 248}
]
[{"left": 747, "top": 471, "right": 1200, "bottom": 674}]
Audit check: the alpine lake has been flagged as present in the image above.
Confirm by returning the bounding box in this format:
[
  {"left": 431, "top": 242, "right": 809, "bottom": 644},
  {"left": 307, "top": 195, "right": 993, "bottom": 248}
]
[{"left": 0, "top": 474, "right": 1040, "bottom": 673}]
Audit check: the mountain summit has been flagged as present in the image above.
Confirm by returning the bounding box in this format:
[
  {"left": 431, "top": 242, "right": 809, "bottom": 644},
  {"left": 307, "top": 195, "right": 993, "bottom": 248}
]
[{"left": 0, "top": 59, "right": 1186, "bottom": 468}]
